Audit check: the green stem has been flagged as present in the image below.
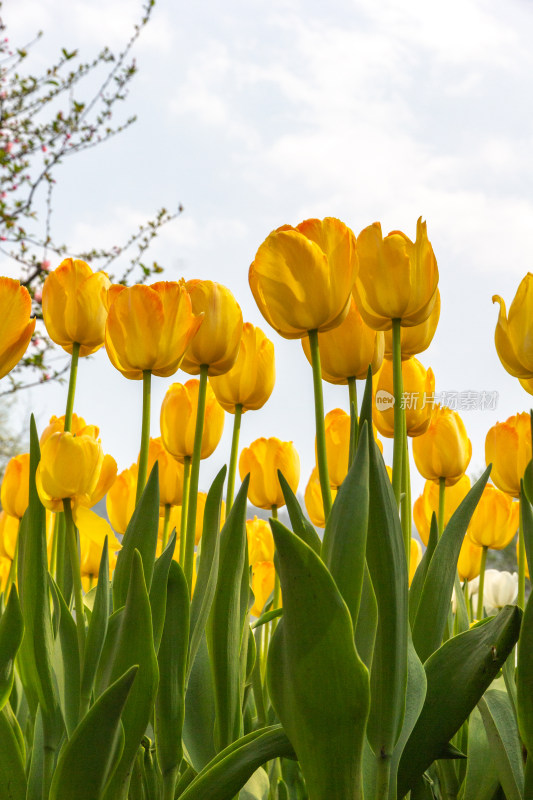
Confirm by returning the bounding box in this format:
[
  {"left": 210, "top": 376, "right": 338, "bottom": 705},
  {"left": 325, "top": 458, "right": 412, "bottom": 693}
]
[
  {"left": 179, "top": 457, "right": 191, "bottom": 566},
  {"left": 64, "top": 341, "right": 80, "bottom": 432},
  {"left": 162, "top": 769, "right": 179, "bottom": 800},
  {"left": 391, "top": 319, "right": 404, "bottom": 507},
  {"left": 348, "top": 376, "right": 358, "bottom": 468},
  {"left": 43, "top": 744, "right": 56, "bottom": 800},
  {"left": 184, "top": 365, "right": 208, "bottom": 594},
  {"left": 308, "top": 329, "right": 332, "bottom": 520},
  {"left": 136, "top": 370, "right": 152, "bottom": 504},
  {"left": 375, "top": 754, "right": 391, "bottom": 800},
  {"left": 63, "top": 498, "right": 86, "bottom": 668},
  {"left": 476, "top": 546, "right": 488, "bottom": 621},
  {"left": 50, "top": 512, "right": 60, "bottom": 579},
  {"left": 519, "top": 493, "right": 526, "bottom": 609},
  {"left": 401, "top": 437, "right": 412, "bottom": 566},
  {"left": 438, "top": 477, "right": 446, "bottom": 537},
  {"left": 226, "top": 404, "right": 242, "bottom": 513},
  {"left": 162, "top": 503, "right": 171, "bottom": 552}
]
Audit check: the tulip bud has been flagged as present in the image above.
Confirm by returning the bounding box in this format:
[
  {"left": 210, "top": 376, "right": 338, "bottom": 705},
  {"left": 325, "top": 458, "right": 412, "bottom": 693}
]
[
  {"left": 160, "top": 379, "right": 225, "bottom": 462},
  {"left": 239, "top": 437, "right": 300, "bottom": 510},
  {"left": 374, "top": 357, "right": 435, "bottom": 438},
  {"left": 1, "top": 453, "right": 29, "bottom": 519},
  {"left": 467, "top": 484, "right": 519, "bottom": 550},
  {"left": 0, "top": 277, "right": 36, "bottom": 378},
  {"left": 209, "top": 323, "right": 275, "bottom": 412},
  {"left": 412, "top": 405, "right": 472, "bottom": 486},
  {"left": 485, "top": 412, "right": 532, "bottom": 498}
]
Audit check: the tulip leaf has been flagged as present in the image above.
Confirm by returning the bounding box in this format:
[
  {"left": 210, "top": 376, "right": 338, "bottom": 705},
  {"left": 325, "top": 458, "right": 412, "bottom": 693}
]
[
  {"left": 81, "top": 537, "right": 110, "bottom": 713},
  {"left": 520, "top": 486, "right": 533, "bottom": 594},
  {"left": 183, "top": 634, "right": 217, "bottom": 772},
  {"left": 112, "top": 463, "right": 159, "bottom": 608},
  {"left": 179, "top": 725, "right": 295, "bottom": 800},
  {"left": 398, "top": 605, "right": 522, "bottom": 796},
  {"left": 207, "top": 475, "right": 249, "bottom": 751},
  {"left": 155, "top": 559, "right": 190, "bottom": 782},
  {"left": 48, "top": 576, "right": 80, "bottom": 737},
  {"left": 478, "top": 689, "right": 524, "bottom": 800},
  {"left": 277, "top": 470, "right": 322, "bottom": 555},
  {"left": 0, "top": 705, "right": 26, "bottom": 800},
  {"left": 321, "top": 421, "right": 369, "bottom": 631},
  {"left": 99, "top": 550, "right": 159, "bottom": 800},
  {"left": 517, "top": 568, "right": 533, "bottom": 758},
  {"left": 354, "top": 563, "right": 377, "bottom": 671},
  {"left": 462, "top": 707, "right": 499, "bottom": 800},
  {"left": 26, "top": 706, "right": 44, "bottom": 800},
  {"left": 408, "top": 513, "right": 438, "bottom": 626},
  {"left": 267, "top": 521, "right": 370, "bottom": 800},
  {"left": 412, "top": 467, "right": 491, "bottom": 663},
  {"left": 523, "top": 459, "right": 533, "bottom": 506},
  {"left": 149, "top": 531, "right": 176, "bottom": 653},
  {"left": 188, "top": 466, "right": 226, "bottom": 677},
  {"left": 49, "top": 666, "right": 137, "bottom": 800},
  {"left": 239, "top": 768, "right": 269, "bottom": 800},
  {"left": 251, "top": 608, "right": 283, "bottom": 629},
  {"left": 0, "top": 585, "right": 23, "bottom": 711}
]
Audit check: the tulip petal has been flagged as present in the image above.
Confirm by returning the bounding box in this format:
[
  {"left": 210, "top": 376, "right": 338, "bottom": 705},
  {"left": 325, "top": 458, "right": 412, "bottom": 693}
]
[{"left": 493, "top": 295, "right": 531, "bottom": 379}]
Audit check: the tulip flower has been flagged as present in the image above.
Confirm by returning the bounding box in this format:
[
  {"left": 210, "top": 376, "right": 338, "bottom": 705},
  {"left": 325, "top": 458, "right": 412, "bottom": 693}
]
[
  {"left": 250, "top": 560, "right": 277, "bottom": 617},
  {"left": 239, "top": 437, "right": 300, "bottom": 510},
  {"left": 374, "top": 357, "right": 435, "bottom": 438},
  {"left": 482, "top": 570, "right": 518, "bottom": 614},
  {"left": 42, "top": 259, "right": 110, "bottom": 356},
  {"left": 40, "top": 413, "right": 98, "bottom": 446},
  {"left": 485, "top": 412, "right": 531, "bottom": 498},
  {"left": 145, "top": 438, "right": 184, "bottom": 511},
  {"left": 457, "top": 536, "right": 484, "bottom": 583},
  {"left": 209, "top": 323, "right": 275, "bottom": 412},
  {"left": 0, "top": 510, "right": 19, "bottom": 561},
  {"left": 409, "top": 539, "right": 422, "bottom": 586},
  {"left": 304, "top": 467, "right": 338, "bottom": 528},
  {"left": 467, "top": 484, "right": 519, "bottom": 550},
  {"left": 0, "top": 277, "right": 36, "bottom": 379},
  {"left": 353, "top": 218, "right": 439, "bottom": 331},
  {"left": 413, "top": 474, "right": 471, "bottom": 545},
  {"left": 1, "top": 453, "right": 29, "bottom": 520},
  {"left": 384, "top": 290, "right": 441, "bottom": 360},
  {"left": 492, "top": 273, "right": 533, "bottom": 381},
  {"left": 412, "top": 405, "right": 472, "bottom": 487},
  {"left": 106, "top": 463, "right": 138, "bottom": 535},
  {"left": 160, "top": 380, "right": 224, "bottom": 463},
  {"left": 246, "top": 516, "right": 275, "bottom": 566}
]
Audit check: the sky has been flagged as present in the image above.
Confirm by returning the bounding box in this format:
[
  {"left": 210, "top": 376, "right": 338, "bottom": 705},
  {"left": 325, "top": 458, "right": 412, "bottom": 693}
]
[{"left": 6, "top": 0, "right": 533, "bottom": 513}]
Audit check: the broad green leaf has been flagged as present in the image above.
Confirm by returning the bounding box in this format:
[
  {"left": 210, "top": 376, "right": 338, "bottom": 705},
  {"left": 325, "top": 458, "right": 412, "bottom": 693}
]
[
  {"left": 112, "top": 464, "right": 159, "bottom": 608},
  {"left": 278, "top": 470, "right": 322, "bottom": 555},
  {"left": 49, "top": 666, "right": 137, "bottom": 800},
  {"left": 322, "top": 423, "right": 369, "bottom": 630},
  {"left": 179, "top": 725, "right": 295, "bottom": 800},
  {"left": 462, "top": 707, "right": 500, "bottom": 800},
  {"left": 49, "top": 577, "right": 80, "bottom": 737},
  {"left": 149, "top": 531, "right": 176, "bottom": 653},
  {"left": 412, "top": 467, "right": 491, "bottom": 663},
  {"left": 100, "top": 550, "right": 159, "bottom": 800},
  {"left": 25, "top": 706, "right": 44, "bottom": 800},
  {"left": 267, "top": 521, "right": 369, "bottom": 800},
  {"left": 520, "top": 489, "right": 533, "bottom": 604},
  {"left": 478, "top": 689, "right": 523, "bottom": 800},
  {"left": 0, "top": 585, "right": 23, "bottom": 710},
  {"left": 188, "top": 466, "right": 226, "bottom": 677},
  {"left": 251, "top": 608, "right": 283, "bottom": 629},
  {"left": 239, "top": 767, "right": 269, "bottom": 800},
  {"left": 81, "top": 538, "right": 110, "bottom": 713},
  {"left": 0, "top": 705, "right": 26, "bottom": 800},
  {"left": 207, "top": 475, "right": 249, "bottom": 751},
  {"left": 155, "top": 560, "right": 190, "bottom": 781},
  {"left": 398, "top": 605, "right": 522, "bottom": 796},
  {"left": 517, "top": 570, "right": 533, "bottom": 760},
  {"left": 183, "top": 634, "right": 217, "bottom": 772},
  {"left": 408, "top": 514, "right": 438, "bottom": 627}
]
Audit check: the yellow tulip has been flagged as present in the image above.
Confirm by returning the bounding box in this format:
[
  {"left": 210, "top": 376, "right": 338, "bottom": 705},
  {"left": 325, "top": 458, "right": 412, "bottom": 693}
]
[
  {"left": 493, "top": 273, "right": 533, "bottom": 380},
  {"left": 36, "top": 432, "right": 104, "bottom": 510},
  {"left": 0, "top": 511, "right": 19, "bottom": 560},
  {"left": 191, "top": 491, "right": 226, "bottom": 545},
  {"left": 160, "top": 379, "right": 225, "bottom": 462},
  {"left": 412, "top": 405, "right": 471, "bottom": 486},
  {"left": 320, "top": 408, "right": 383, "bottom": 489},
  {"left": 246, "top": 516, "right": 275, "bottom": 566},
  {"left": 384, "top": 290, "right": 440, "bottom": 359},
  {"left": 239, "top": 437, "right": 300, "bottom": 510},
  {"left": 249, "top": 217, "right": 358, "bottom": 339},
  {"left": 250, "top": 560, "right": 277, "bottom": 617},
  {"left": 467, "top": 484, "right": 519, "bottom": 550},
  {"left": 374, "top": 357, "right": 435, "bottom": 438},
  {"left": 518, "top": 539, "right": 530, "bottom": 580},
  {"left": 1, "top": 453, "right": 29, "bottom": 519},
  {"left": 145, "top": 437, "right": 184, "bottom": 510},
  {"left": 413, "top": 474, "right": 471, "bottom": 545},
  {"left": 353, "top": 218, "right": 439, "bottom": 331},
  {"left": 79, "top": 512, "right": 121, "bottom": 591},
  {"left": 105, "top": 280, "right": 203, "bottom": 379},
  {"left": 106, "top": 463, "right": 137, "bottom": 535},
  {"left": 180, "top": 280, "right": 243, "bottom": 376},
  {"left": 409, "top": 539, "right": 422, "bottom": 586},
  {"left": 301, "top": 295, "right": 384, "bottom": 383},
  {"left": 485, "top": 413, "right": 532, "bottom": 498},
  {"left": 209, "top": 323, "right": 275, "bottom": 412},
  {"left": 0, "top": 278, "right": 36, "bottom": 379},
  {"left": 304, "top": 467, "right": 338, "bottom": 528},
  {"left": 458, "top": 536, "right": 483, "bottom": 582},
  {"left": 40, "top": 413, "right": 98, "bottom": 447},
  {"left": 0, "top": 557, "right": 10, "bottom": 593}
]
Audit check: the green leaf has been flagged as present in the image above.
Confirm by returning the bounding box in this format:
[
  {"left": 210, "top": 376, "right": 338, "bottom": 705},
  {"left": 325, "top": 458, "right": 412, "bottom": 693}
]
[
  {"left": 49, "top": 577, "right": 80, "bottom": 737},
  {"left": 179, "top": 726, "right": 295, "bottom": 800},
  {"left": 0, "top": 705, "right": 26, "bottom": 800},
  {"left": 355, "top": 564, "right": 377, "bottom": 672},
  {"left": 478, "top": 689, "right": 523, "bottom": 800},
  {"left": 239, "top": 768, "right": 269, "bottom": 800},
  {"left": 412, "top": 467, "right": 491, "bottom": 663},
  {"left": 188, "top": 466, "right": 226, "bottom": 677},
  {"left": 112, "top": 464, "right": 159, "bottom": 608},
  {"left": 520, "top": 487, "right": 533, "bottom": 599},
  {"left": 267, "top": 521, "right": 369, "bottom": 800},
  {"left": 0, "top": 585, "right": 23, "bottom": 710},
  {"left": 49, "top": 666, "right": 137, "bottom": 800},
  {"left": 155, "top": 560, "right": 190, "bottom": 780},
  {"left": 149, "top": 531, "right": 176, "bottom": 653},
  {"left": 462, "top": 706, "right": 500, "bottom": 800},
  {"left": 398, "top": 605, "right": 522, "bottom": 796},
  {"left": 409, "top": 514, "right": 438, "bottom": 627},
  {"left": 26, "top": 707, "right": 44, "bottom": 800},
  {"left": 251, "top": 608, "right": 283, "bottom": 629},
  {"left": 321, "top": 422, "right": 369, "bottom": 630},
  {"left": 517, "top": 571, "right": 533, "bottom": 761},
  {"left": 278, "top": 470, "right": 322, "bottom": 555},
  {"left": 81, "top": 537, "right": 110, "bottom": 712},
  {"left": 183, "top": 634, "right": 217, "bottom": 772},
  {"left": 207, "top": 475, "right": 250, "bottom": 751}
]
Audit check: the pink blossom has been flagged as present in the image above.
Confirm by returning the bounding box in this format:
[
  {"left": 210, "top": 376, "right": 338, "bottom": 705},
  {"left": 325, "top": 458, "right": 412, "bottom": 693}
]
[
  {"left": 34, "top": 290, "right": 42, "bottom": 303},
  {"left": 41, "top": 260, "right": 51, "bottom": 271}
]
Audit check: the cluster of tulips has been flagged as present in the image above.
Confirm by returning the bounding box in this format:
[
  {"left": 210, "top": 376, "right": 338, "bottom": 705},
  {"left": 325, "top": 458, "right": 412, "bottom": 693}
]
[{"left": 0, "top": 215, "right": 533, "bottom": 800}]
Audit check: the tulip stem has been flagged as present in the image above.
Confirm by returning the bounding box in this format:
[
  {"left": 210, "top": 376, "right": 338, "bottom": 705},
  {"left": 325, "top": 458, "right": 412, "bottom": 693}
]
[
  {"left": 391, "top": 319, "right": 404, "bottom": 507},
  {"left": 519, "top": 493, "right": 526, "bottom": 609},
  {"left": 348, "top": 376, "right": 358, "bottom": 468},
  {"left": 476, "top": 546, "right": 488, "bottom": 621},
  {"left": 401, "top": 437, "right": 412, "bottom": 566},
  {"left": 308, "top": 329, "right": 332, "bottom": 520},
  {"left": 184, "top": 364, "right": 208, "bottom": 594},
  {"left": 64, "top": 342, "right": 80, "bottom": 432},
  {"left": 162, "top": 503, "right": 171, "bottom": 552},
  {"left": 63, "top": 498, "right": 86, "bottom": 668},
  {"left": 226, "top": 403, "right": 242, "bottom": 514},
  {"left": 179, "top": 457, "right": 191, "bottom": 566},
  {"left": 438, "top": 477, "right": 446, "bottom": 537},
  {"left": 136, "top": 370, "right": 152, "bottom": 504}
]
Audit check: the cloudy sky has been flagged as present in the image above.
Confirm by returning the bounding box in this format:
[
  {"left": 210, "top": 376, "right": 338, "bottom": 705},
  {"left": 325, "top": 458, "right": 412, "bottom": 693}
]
[{"left": 7, "top": 0, "right": 533, "bottom": 507}]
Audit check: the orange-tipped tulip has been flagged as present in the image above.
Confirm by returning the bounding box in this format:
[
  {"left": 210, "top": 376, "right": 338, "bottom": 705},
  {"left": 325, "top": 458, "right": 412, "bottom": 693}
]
[
  {"left": 160, "top": 379, "right": 225, "bottom": 462},
  {"left": 485, "top": 413, "right": 532, "bottom": 498},
  {"left": 412, "top": 405, "right": 471, "bottom": 486},
  {"left": 467, "top": 484, "right": 519, "bottom": 550},
  {"left": 239, "top": 437, "right": 300, "bottom": 510},
  {"left": 0, "top": 277, "right": 36, "bottom": 378},
  {"left": 374, "top": 357, "right": 435, "bottom": 438},
  {"left": 493, "top": 274, "right": 533, "bottom": 381},
  {"left": 209, "top": 323, "right": 275, "bottom": 412},
  {"left": 249, "top": 217, "right": 358, "bottom": 339}
]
